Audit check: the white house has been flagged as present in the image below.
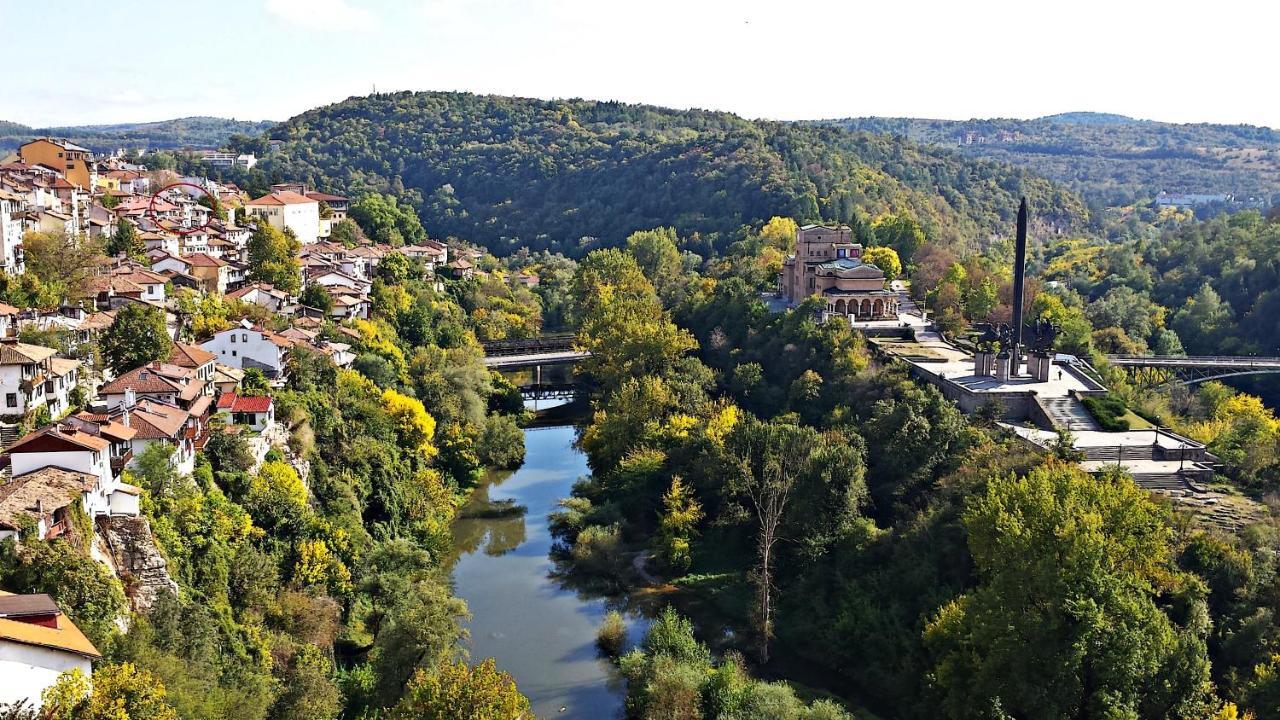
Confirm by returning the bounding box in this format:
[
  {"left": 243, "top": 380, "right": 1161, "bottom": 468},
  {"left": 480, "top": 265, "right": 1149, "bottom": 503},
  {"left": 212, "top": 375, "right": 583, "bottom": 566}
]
[
  {"left": 0, "top": 592, "right": 101, "bottom": 711},
  {"left": 125, "top": 399, "right": 196, "bottom": 477},
  {"left": 200, "top": 321, "right": 294, "bottom": 379},
  {"left": 243, "top": 190, "right": 320, "bottom": 245},
  {"left": 215, "top": 392, "right": 275, "bottom": 432},
  {"left": 0, "top": 342, "right": 77, "bottom": 418},
  {"left": 3, "top": 422, "right": 140, "bottom": 520},
  {"left": 0, "top": 189, "right": 26, "bottom": 275}
]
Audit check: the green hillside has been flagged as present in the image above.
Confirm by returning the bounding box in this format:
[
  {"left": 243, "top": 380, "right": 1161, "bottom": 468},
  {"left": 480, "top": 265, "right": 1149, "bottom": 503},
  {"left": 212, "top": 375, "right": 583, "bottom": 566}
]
[
  {"left": 824, "top": 114, "right": 1280, "bottom": 207},
  {"left": 256, "top": 91, "right": 1087, "bottom": 256},
  {"left": 0, "top": 116, "right": 276, "bottom": 152}
]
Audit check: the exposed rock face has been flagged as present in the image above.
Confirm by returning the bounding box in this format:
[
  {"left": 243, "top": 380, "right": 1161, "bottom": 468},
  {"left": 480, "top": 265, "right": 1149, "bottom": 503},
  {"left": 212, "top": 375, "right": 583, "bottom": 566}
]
[{"left": 96, "top": 515, "right": 179, "bottom": 613}]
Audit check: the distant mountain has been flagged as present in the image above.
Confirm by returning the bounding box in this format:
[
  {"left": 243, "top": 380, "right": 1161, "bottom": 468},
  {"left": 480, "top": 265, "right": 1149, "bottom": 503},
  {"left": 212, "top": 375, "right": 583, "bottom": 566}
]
[
  {"left": 821, "top": 115, "right": 1280, "bottom": 207},
  {"left": 255, "top": 91, "right": 1087, "bottom": 257},
  {"left": 0, "top": 116, "right": 276, "bottom": 153},
  {"left": 1035, "top": 112, "right": 1144, "bottom": 125}
]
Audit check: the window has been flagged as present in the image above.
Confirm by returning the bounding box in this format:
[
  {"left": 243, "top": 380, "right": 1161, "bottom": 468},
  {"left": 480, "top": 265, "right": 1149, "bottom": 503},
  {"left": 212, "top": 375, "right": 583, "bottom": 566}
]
[
  {"left": 242, "top": 333, "right": 248, "bottom": 342},
  {"left": 66, "top": 163, "right": 75, "bottom": 170},
  {"left": 837, "top": 249, "right": 846, "bottom": 259},
  {"left": 231, "top": 350, "right": 237, "bottom": 357},
  {"left": 5, "top": 393, "right": 15, "bottom": 408},
  {"left": 230, "top": 334, "right": 236, "bottom": 343}
]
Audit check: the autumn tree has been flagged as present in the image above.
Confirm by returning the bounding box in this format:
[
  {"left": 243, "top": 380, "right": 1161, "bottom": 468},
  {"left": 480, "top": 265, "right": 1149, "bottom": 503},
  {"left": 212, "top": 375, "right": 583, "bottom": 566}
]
[
  {"left": 862, "top": 245, "right": 902, "bottom": 282},
  {"left": 572, "top": 249, "right": 697, "bottom": 394},
  {"left": 43, "top": 663, "right": 178, "bottom": 720},
  {"left": 655, "top": 476, "right": 702, "bottom": 574},
  {"left": 389, "top": 659, "right": 531, "bottom": 720},
  {"left": 101, "top": 303, "right": 173, "bottom": 373},
  {"left": 21, "top": 229, "right": 104, "bottom": 302}
]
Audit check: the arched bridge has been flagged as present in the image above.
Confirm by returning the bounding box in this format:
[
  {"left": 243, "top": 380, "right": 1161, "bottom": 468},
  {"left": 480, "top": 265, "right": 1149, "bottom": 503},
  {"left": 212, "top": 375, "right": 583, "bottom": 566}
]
[
  {"left": 481, "top": 333, "right": 591, "bottom": 370},
  {"left": 1107, "top": 355, "right": 1280, "bottom": 386}
]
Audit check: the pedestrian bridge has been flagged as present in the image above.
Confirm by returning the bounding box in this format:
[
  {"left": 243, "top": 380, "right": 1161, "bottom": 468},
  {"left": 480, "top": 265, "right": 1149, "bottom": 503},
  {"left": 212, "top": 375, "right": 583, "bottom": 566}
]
[
  {"left": 1106, "top": 354, "right": 1280, "bottom": 386},
  {"left": 481, "top": 334, "right": 590, "bottom": 370}
]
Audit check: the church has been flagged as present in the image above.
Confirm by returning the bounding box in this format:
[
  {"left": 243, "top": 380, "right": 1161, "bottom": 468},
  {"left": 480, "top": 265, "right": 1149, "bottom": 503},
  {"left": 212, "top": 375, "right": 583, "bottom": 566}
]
[{"left": 779, "top": 224, "right": 899, "bottom": 319}]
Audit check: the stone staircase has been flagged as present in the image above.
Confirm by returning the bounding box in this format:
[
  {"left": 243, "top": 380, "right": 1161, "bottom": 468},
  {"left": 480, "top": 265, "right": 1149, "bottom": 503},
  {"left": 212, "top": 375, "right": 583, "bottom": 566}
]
[{"left": 1038, "top": 396, "right": 1100, "bottom": 431}]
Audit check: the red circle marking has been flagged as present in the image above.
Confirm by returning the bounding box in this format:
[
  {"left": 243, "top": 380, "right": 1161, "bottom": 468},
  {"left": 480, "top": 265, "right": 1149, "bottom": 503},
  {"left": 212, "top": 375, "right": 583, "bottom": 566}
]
[{"left": 146, "top": 182, "right": 222, "bottom": 237}]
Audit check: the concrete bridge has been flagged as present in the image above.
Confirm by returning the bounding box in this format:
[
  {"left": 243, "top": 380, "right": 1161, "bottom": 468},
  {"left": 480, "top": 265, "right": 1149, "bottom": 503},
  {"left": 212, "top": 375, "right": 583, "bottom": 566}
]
[{"left": 1106, "top": 354, "right": 1280, "bottom": 386}]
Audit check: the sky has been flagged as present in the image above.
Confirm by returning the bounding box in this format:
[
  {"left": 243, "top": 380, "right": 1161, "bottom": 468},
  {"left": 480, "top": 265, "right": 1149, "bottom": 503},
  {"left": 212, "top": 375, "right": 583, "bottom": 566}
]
[{"left": 1, "top": 0, "right": 1276, "bottom": 128}]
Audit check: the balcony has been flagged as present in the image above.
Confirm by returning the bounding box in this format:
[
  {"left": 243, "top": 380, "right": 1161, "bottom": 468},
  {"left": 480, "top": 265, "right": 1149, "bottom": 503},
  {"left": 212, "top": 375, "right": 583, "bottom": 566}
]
[{"left": 110, "top": 449, "right": 134, "bottom": 474}]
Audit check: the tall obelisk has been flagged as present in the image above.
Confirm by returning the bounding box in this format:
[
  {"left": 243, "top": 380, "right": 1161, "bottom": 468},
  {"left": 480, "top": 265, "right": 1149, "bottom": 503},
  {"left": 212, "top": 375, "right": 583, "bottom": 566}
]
[{"left": 1010, "top": 197, "right": 1028, "bottom": 376}]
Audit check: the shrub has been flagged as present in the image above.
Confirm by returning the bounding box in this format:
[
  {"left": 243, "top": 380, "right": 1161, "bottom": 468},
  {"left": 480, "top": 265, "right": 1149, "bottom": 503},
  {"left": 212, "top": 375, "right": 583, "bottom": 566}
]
[
  {"left": 1082, "top": 393, "right": 1131, "bottom": 432},
  {"left": 597, "top": 610, "right": 628, "bottom": 658}
]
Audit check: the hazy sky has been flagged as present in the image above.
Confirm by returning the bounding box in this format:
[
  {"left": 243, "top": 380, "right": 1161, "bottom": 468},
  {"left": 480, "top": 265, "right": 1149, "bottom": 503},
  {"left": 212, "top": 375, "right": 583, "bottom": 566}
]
[{"left": 2, "top": 0, "right": 1275, "bottom": 128}]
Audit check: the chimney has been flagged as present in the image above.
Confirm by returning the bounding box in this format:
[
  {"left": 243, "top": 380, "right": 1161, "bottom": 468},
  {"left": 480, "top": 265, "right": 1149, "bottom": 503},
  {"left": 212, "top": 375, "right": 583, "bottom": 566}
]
[{"left": 123, "top": 387, "right": 136, "bottom": 410}]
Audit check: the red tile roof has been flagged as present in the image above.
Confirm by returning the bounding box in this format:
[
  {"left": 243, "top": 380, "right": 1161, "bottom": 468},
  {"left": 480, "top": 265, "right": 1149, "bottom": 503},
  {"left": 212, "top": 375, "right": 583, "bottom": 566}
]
[{"left": 216, "top": 393, "right": 273, "bottom": 413}]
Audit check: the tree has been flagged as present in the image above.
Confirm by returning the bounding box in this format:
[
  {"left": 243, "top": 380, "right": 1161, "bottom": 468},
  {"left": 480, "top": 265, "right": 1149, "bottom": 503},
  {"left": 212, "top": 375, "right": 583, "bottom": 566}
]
[
  {"left": 872, "top": 212, "right": 926, "bottom": 265},
  {"left": 240, "top": 367, "right": 271, "bottom": 395},
  {"left": 964, "top": 276, "right": 998, "bottom": 321},
  {"left": 351, "top": 193, "right": 427, "bottom": 246},
  {"left": 758, "top": 216, "right": 799, "bottom": 251},
  {"left": 108, "top": 218, "right": 144, "bottom": 258},
  {"left": 389, "top": 659, "right": 531, "bottom": 720},
  {"left": 101, "top": 303, "right": 173, "bottom": 373},
  {"left": 299, "top": 283, "right": 334, "bottom": 314},
  {"left": 626, "top": 227, "right": 683, "bottom": 303},
  {"left": 329, "top": 218, "right": 367, "bottom": 247},
  {"left": 381, "top": 388, "right": 439, "bottom": 458},
  {"left": 862, "top": 246, "right": 902, "bottom": 283},
  {"left": 572, "top": 249, "right": 697, "bottom": 393},
  {"left": 925, "top": 464, "right": 1214, "bottom": 719},
  {"left": 247, "top": 223, "right": 302, "bottom": 295},
  {"left": 43, "top": 663, "right": 178, "bottom": 720},
  {"left": 21, "top": 229, "right": 104, "bottom": 302},
  {"left": 1172, "top": 283, "right": 1234, "bottom": 354},
  {"left": 655, "top": 476, "right": 702, "bottom": 574},
  {"left": 727, "top": 419, "right": 865, "bottom": 663}
]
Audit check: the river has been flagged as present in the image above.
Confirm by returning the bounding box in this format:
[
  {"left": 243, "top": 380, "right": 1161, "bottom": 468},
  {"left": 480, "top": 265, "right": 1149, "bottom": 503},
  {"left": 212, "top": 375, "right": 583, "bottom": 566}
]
[{"left": 449, "top": 424, "right": 644, "bottom": 719}]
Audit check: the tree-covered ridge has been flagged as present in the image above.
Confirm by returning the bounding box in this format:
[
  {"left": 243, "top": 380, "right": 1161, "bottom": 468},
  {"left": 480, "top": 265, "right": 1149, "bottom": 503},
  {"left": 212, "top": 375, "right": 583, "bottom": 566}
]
[
  {"left": 255, "top": 91, "right": 1086, "bottom": 256},
  {"left": 825, "top": 115, "right": 1280, "bottom": 208},
  {"left": 0, "top": 116, "right": 276, "bottom": 152}
]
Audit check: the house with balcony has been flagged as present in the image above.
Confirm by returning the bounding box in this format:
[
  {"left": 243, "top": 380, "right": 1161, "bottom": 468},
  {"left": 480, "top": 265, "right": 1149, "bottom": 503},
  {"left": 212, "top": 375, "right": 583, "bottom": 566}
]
[
  {"left": 98, "top": 362, "right": 213, "bottom": 433},
  {"left": 0, "top": 342, "right": 78, "bottom": 419},
  {"left": 124, "top": 399, "right": 197, "bottom": 476},
  {"left": 3, "top": 421, "right": 141, "bottom": 523}
]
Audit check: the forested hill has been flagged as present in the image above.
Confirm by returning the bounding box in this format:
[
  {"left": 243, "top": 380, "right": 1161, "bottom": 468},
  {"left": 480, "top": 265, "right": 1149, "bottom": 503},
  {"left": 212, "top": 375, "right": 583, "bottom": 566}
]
[
  {"left": 258, "top": 91, "right": 1087, "bottom": 256},
  {"left": 0, "top": 116, "right": 276, "bottom": 152},
  {"left": 824, "top": 114, "right": 1280, "bottom": 208}
]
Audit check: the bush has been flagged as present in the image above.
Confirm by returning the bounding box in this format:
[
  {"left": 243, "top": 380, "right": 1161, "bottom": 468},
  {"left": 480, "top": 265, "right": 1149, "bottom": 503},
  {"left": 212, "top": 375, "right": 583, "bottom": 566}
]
[
  {"left": 597, "top": 610, "right": 628, "bottom": 658},
  {"left": 570, "top": 524, "right": 628, "bottom": 585},
  {"left": 1082, "top": 393, "right": 1131, "bottom": 431},
  {"left": 477, "top": 413, "right": 525, "bottom": 469}
]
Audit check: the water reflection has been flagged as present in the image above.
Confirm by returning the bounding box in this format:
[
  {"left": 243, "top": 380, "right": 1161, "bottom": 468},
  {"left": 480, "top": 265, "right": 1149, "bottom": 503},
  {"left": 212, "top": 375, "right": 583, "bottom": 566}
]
[{"left": 448, "top": 425, "right": 646, "bottom": 720}]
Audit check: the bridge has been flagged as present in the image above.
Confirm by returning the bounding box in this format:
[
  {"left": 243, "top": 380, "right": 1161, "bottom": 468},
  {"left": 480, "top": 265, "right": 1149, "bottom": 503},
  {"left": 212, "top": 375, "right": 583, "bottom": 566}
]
[
  {"left": 481, "top": 333, "right": 590, "bottom": 370},
  {"left": 517, "top": 382, "right": 583, "bottom": 401},
  {"left": 1107, "top": 355, "right": 1280, "bottom": 386}
]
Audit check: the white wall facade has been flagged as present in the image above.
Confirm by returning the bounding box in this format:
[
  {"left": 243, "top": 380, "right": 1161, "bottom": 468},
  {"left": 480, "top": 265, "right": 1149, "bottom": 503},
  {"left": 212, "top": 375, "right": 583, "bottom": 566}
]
[{"left": 0, "top": 643, "right": 93, "bottom": 710}]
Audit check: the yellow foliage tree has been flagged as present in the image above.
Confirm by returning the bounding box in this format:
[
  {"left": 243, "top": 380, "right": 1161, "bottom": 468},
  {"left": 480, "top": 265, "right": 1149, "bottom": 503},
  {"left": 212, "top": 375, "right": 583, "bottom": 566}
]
[
  {"left": 862, "top": 246, "right": 902, "bottom": 282},
  {"left": 381, "top": 388, "right": 439, "bottom": 458}
]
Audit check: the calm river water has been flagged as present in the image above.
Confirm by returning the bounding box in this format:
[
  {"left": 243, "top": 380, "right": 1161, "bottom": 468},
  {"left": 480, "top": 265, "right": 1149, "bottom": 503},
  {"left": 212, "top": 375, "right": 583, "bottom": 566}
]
[{"left": 449, "top": 424, "right": 644, "bottom": 719}]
